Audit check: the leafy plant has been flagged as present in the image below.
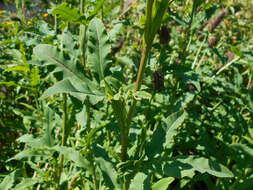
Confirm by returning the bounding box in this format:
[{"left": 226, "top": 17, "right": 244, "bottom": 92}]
[{"left": 1, "top": 0, "right": 253, "bottom": 190}]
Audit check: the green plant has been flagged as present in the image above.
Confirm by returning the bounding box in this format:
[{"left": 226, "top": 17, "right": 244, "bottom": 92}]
[{"left": 1, "top": 0, "right": 253, "bottom": 190}]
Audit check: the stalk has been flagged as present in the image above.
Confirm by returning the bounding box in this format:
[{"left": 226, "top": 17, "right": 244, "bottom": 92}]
[
  {"left": 56, "top": 94, "right": 68, "bottom": 189},
  {"left": 21, "top": 0, "right": 25, "bottom": 22},
  {"left": 180, "top": 1, "right": 198, "bottom": 64},
  {"left": 54, "top": 15, "right": 57, "bottom": 33},
  {"left": 54, "top": 0, "right": 58, "bottom": 33},
  {"left": 122, "top": 0, "right": 154, "bottom": 161},
  {"left": 120, "top": 0, "right": 124, "bottom": 12},
  {"left": 79, "top": 0, "right": 86, "bottom": 66},
  {"left": 85, "top": 96, "right": 98, "bottom": 190}
]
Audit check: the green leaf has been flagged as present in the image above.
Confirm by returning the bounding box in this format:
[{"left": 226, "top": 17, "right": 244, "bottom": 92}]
[
  {"left": 134, "top": 91, "right": 152, "bottom": 100},
  {"left": 41, "top": 106, "right": 55, "bottom": 147},
  {"left": 177, "top": 156, "right": 234, "bottom": 178},
  {"left": 0, "top": 170, "right": 17, "bottom": 190},
  {"left": 93, "top": 144, "right": 121, "bottom": 189},
  {"left": 87, "top": 18, "right": 111, "bottom": 81},
  {"left": 130, "top": 172, "right": 148, "bottom": 190},
  {"left": 231, "top": 144, "right": 253, "bottom": 157},
  {"left": 160, "top": 156, "right": 234, "bottom": 178},
  {"left": 8, "top": 149, "right": 50, "bottom": 161},
  {"left": 87, "top": 0, "right": 106, "bottom": 21},
  {"left": 145, "top": 0, "right": 170, "bottom": 44},
  {"left": 51, "top": 3, "right": 84, "bottom": 24},
  {"left": 33, "top": 44, "right": 85, "bottom": 81},
  {"left": 41, "top": 78, "right": 102, "bottom": 100},
  {"left": 33, "top": 44, "right": 105, "bottom": 99},
  {"left": 152, "top": 177, "right": 174, "bottom": 190},
  {"left": 6, "top": 49, "right": 23, "bottom": 63},
  {"left": 38, "top": 20, "right": 55, "bottom": 36},
  {"left": 53, "top": 146, "right": 89, "bottom": 169},
  {"left": 4, "top": 65, "right": 29, "bottom": 73},
  {"left": 13, "top": 178, "right": 40, "bottom": 190},
  {"left": 108, "top": 21, "right": 122, "bottom": 41},
  {"left": 30, "top": 67, "right": 40, "bottom": 87},
  {"left": 163, "top": 110, "right": 185, "bottom": 149}
]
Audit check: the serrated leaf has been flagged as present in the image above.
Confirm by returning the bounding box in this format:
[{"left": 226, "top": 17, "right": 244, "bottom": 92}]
[
  {"left": 8, "top": 149, "right": 50, "bottom": 161},
  {"left": 33, "top": 44, "right": 85, "bottom": 81},
  {"left": 33, "top": 44, "right": 105, "bottom": 98},
  {"left": 87, "top": 18, "right": 111, "bottom": 81}
]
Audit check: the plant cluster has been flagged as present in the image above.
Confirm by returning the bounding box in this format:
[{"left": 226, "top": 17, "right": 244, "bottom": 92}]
[{"left": 0, "top": 0, "right": 253, "bottom": 189}]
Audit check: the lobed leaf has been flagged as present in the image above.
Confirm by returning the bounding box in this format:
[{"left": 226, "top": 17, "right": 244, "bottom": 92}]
[{"left": 87, "top": 18, "right": 111, "bottom": 81}]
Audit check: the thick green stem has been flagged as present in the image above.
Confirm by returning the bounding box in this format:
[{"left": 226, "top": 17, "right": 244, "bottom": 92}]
[
  {"left": 126, "top": 44, "right": 151, "bottom": 129},
  {"left": 121, "top": 0, "right": 154, "bottom": 163},
  {"left": 56, "top": 94, "right": 68, "bottom": 189}
]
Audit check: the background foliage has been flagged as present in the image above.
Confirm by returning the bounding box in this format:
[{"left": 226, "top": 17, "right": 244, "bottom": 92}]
[{"left": 0, "top": 0, "right": 253, "bottom": 189}]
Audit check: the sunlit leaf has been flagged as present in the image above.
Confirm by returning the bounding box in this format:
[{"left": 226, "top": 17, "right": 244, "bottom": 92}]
[
  {"left": 152, "top": 177, "right": 174, "bottom": 190},
  {"left": 87, "top": 18, "right": 111, "bottom": 81}
]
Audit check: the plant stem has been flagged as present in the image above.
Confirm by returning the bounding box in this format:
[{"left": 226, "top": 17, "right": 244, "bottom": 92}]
[
  {"left": 21, "top": 0, "right": 25, "bottom": 22},
  {"left": 86, "top": 96, "right": 91, "bottom": 132},
  {"left": 56, "top": 94, "right": 68, "bottom": 189},
  {"left": 120, "top": 0, "right": 124, "bottom": 12},
  {"left": 180, "top": 1, "right": 197, "bottom": 64},
  {"left": 125, "top": 45, "right": 151, "bottom": 128},
  {"left": 85, "top": 96, "right": 98, "bottom": 190},
  {"left": 121, "top": 0, "right": 154, "bottom": 163},
  {"left": 54, "top": 15, "right": 57, "bottom": 33}
]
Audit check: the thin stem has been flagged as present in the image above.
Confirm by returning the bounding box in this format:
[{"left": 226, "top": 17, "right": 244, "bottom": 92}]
[
  {"left": 79, "top": 25, "right": 87, "bottom": 67},
  {"left": 180, "top": 2, "right": 197, "bottom": 64},
  {"left": 56, "top": 94, "right": 68, "bottom": 189},
  {"left": 120, "top": 0, "right": 124, "bottom": 12},
  {"left": 86, "top": 96, "right": 91, "bottom": 132},
  {"left": 54, "top": 15, "right": 57, "bottom": 33},
  {"left": 21, "top": 0, "right": 25, "bottom": 22},
  {"left": 85, "top": 96, "right": 98, "bottom": 190},
  {"left": 33, "top": 89, "right": 43, "bottom": 124},
  {"left": 79, "top": 0, "right": 86, "bottom": 66}
]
